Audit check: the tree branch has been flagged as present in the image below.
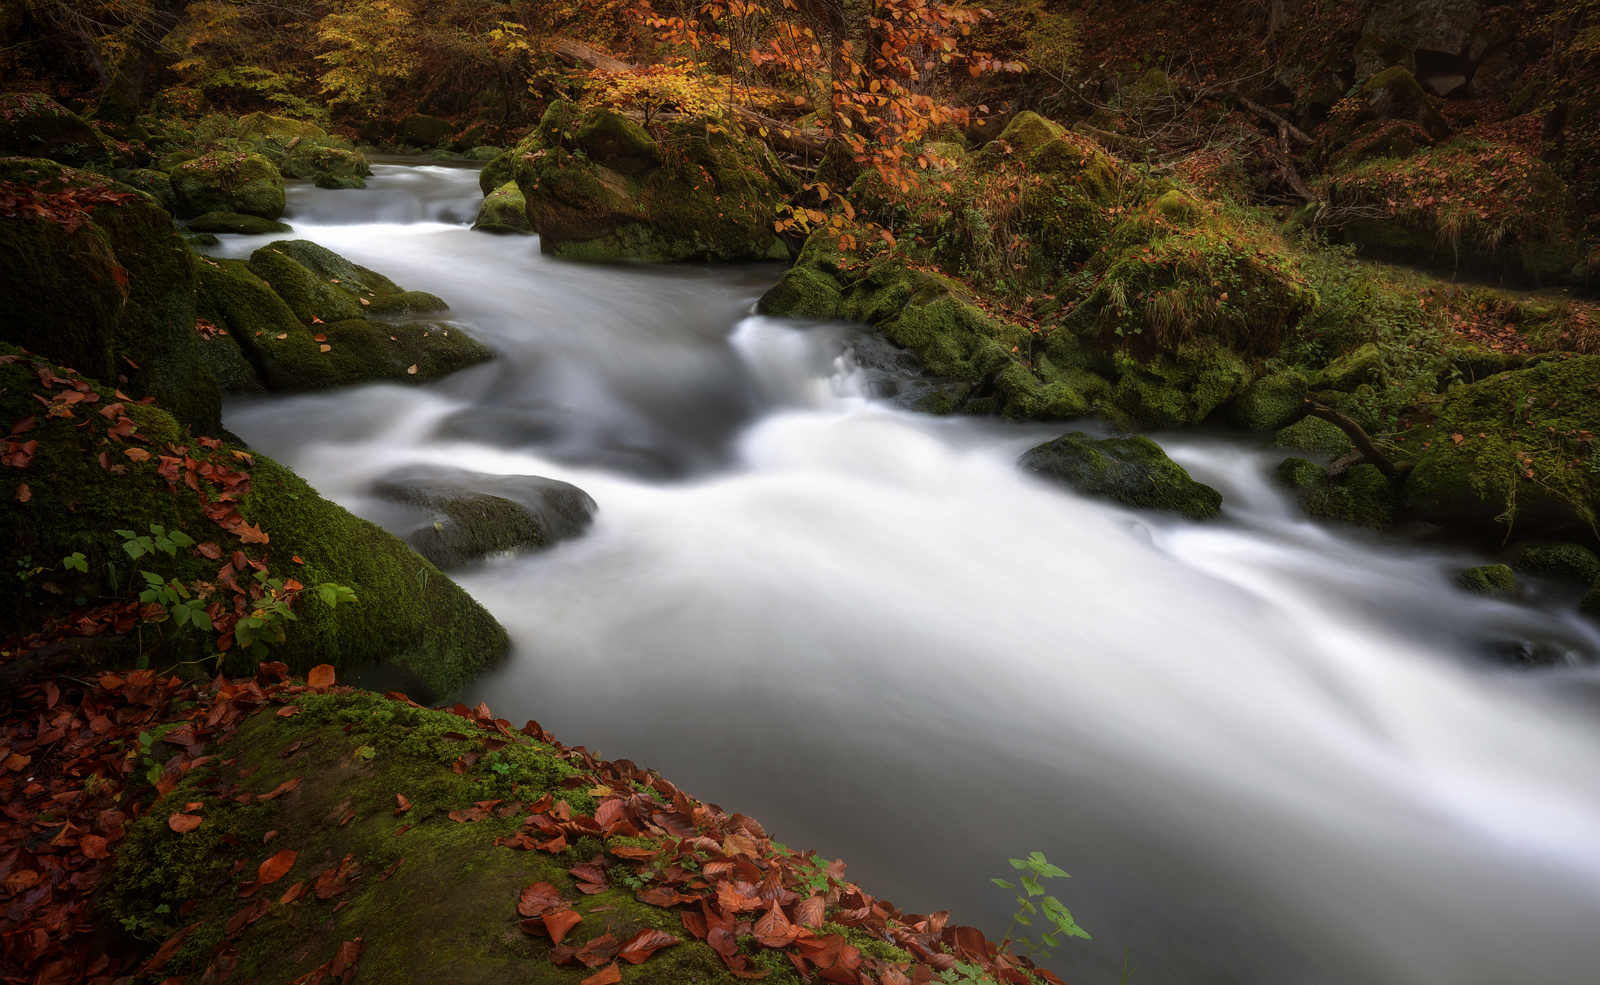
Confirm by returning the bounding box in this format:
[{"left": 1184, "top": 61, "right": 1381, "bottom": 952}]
[{"left": 1302, "top": 400, "right": 1399, "bottom": 477}]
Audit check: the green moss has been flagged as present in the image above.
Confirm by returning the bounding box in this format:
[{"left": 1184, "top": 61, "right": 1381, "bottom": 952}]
[
  {"left": 1100, "top": 344, "right": 1254, "bottom": 430},
  {"left": 187, "top": 211, "right": 293, "bottom": 235},
  {"left": 248, "top": 243, "right": 367, "bottom": 323},
  {"left": 170, "top": 152, "right": 287, "bottom": 220},
  {"left": 238, "top": 112, "right": 328, "bottom": 141},
  {"left": 1501, "top": 541, "right": 1600, "bottom": 583},
  {"left": 198, "top": 332, "right": 267, "bottom": 394},
  {"left": 102, "top": 692, "right": 783, "bottom": 985},
  {"left": 122, "top": 168, "right": 177, "bottom": 212},
  {"left": 575, "top": 111, "right": 660, "bottom": 176},
  {"left": 1020, "top": 431, "right": 1223, "bottom": 519},
  {"left": 0, "top": 345, "right": 507, "bottom": 690},
  {"left": 1277, "top": 458, "right": 1404, "bottom": 529},
  {"left": 365, "top": 291, "right": 449, "bottom": 316},
  {"left": 1454, "top": 564, "right": 1518, "bottom": 597},
  {"left": 1313, "top": 343, "right": 1384, "bottom": 391},
  {"left": 402, "top": 113, "right": 455, "bottom": 147},
  {"left": 1273, "top": 416, "right": 1353, "bottom": 457},
  {"left": 281, "top": 142, "right": 371, "bottom": 188},
  {"left": 1229, "top": 370, "right": 1308, "bottom": 430},
  {"left": 474, "top": 180, "right": 532, "bottom": 234},
  {"left": 1403, "top": 355, "right": 1600, "bottom": 533},
  {"left": 0, "top": 92, "right": 105, "bottom": 165}
]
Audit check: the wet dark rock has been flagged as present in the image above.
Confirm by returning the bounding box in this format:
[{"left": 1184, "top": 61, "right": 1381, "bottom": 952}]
[
  {"left": 188, "top": 211, "right": 292, "bottom": 235},
  {"left": 372, "top": 465, "right": 597, "bottom": 570},
  {"left": 1454, "top": 564, "right": 1517, "bottom": 597},
  {"left": 1020, "top": 431, "right": 1222, "bottom": 520}
]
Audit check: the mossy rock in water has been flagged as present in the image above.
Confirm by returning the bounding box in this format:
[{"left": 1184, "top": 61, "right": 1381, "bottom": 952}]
[
  {"left": 0, "top": 346, "right": 508, "bottom": 693},
  {"left": 509, "top": 104, "right": 797, "bottom": 262},
  {"left": 366, "top": 291, "right": 448, "bottom": 316},
  {"left": 103, "top": 689, "right": 885, "bottom": 985},
  {"left": 169, "top": 152, "right": 286, "bottom": 220},
  {"left": 1501, "top": 541, "right": 1600, "bottom": 584},
  {"left": 1021, "top": 431, "right": 1222, "bottom": 519},
  {"left": 466, "top": 144, "right": 503, "bottom": 161},
  {"left": 1273, "top": 416, "right": 1353, "bottom": 457},
  {"left": 1312, "top": 343, "right": 1384, "bottom": 392},
  {"left": 1102, "top": 343, "right": 1254, "bottom": 430},
  {"left": 188, "top": 211, "right": 293, "bottom": 235},
  {"left": 372, "top": 464, "right": 597, "bottom": 570},
  {"left": 473, "top": 180, "right": 532, "bottom": 234},
  {"left": 0, "top": 92, "right": 105, "bottom": 165},
  {"left": 1454, "top": 564, "right": 1518, "bottom": 597},
  {"left": 1277, "top": 458, "right": 1404, "bottom": 529},
  {"left": 121, "top": 167, "right": 177, "bottom": 212},
  {"left": 282, "top": 143, "right": 371, "bottom": 188},
  {"left": 249, "top": 243, "right": 368, "bottom": 323},
  {"left": 402, "top": 113, "right": 455, "bottom": 147},
  {"left": 1404, "top": 355, "right": 1600, "bottom": 533},
  {"left": 1229, "top": 370, "right": 1308, "bottom": 430},
  {"left": 0, "top": 158, "right": 221, "bottom": 434}
]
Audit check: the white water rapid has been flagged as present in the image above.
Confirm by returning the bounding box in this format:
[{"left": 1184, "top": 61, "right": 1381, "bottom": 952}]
[{"left": 212, "top": 163, "right": 1600, "bottom": 985}]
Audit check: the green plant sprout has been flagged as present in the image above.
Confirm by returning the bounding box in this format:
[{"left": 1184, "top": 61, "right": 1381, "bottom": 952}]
[
  {"left": 992, "top": 852, "right": 1091, "bottom": 960},
  {"left": 115, "top": 523, "right": 196, "bottom": 559}
]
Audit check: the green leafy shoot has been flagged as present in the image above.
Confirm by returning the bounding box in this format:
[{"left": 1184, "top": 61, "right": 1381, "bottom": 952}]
[
  {"left": 993, "top": 851, "right": 1089, "bottom": 961},
  {"left": 115, "top": 524, "right": 196, "bottom": 560},
  {"left": 61, "top": 552, "right": 88, "bottom": 573}
]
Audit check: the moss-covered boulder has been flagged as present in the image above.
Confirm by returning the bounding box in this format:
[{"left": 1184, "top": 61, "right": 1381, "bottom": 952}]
[
  {"left": 473, "top": 180, "right": 533, "bottom": 234},
  {"left": 0, "top": 158, "right": 221, "bottom": 435},
  {"left": 1273, "top": 416, "right": 1353, "bottom": 457},
  {"left": 372, "top": 465, "right": 597, "bottom": 570},
  {"left": 510, "top": 104, "right": 796, "bottom": 262},
  {"left": 281, "top": 142, "right": 372, "bottom": 189},
  {"left": 1404, "top": 355, "right": 1600, "bottom": 533},
  {"left": 1454, "top": 564, "right": 1518, "bottom": 597},
  {"left": 188, "top": 211, "right": 293, "bottom": 235},
  {"left": 1277, "top": 458, "right": 1404, "bottom": 529},
  {"left": 1313, "top": 342, "right": 1384, "bottom": 392},
  {"left": 238, "top": 112, "right": 328, "bottom": 142},
  {"left": 1021, "top": 431, "right": 1222, "bottom": 519},
  {"left": 0, "top": 92, "right": 105, "bottom": 165},
  {"left": 121, "top": 167, "right": 177, "bottom": 212},
  {"left": 402, "top": 113, "right": 455, "bottom": 147},
  {"left": 169, "top": 152, "right": 287, "bottom": 220},
  {"left": 194, "top": 241, "right": 487, "bottom": 392},
  {"left": 1229, "top": 370, "right": 1309, "bottom": 430},
  {"left": 0, "top": 346, "right": 508, "bottom": 694},
  {"left": 1502, "top": 540, "right": 1600, "bottom": 584}
]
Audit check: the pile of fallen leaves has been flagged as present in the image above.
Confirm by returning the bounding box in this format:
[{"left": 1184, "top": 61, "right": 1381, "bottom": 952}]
[
  {"left": 0, "top": 665, "right": 1066, "bottom": 985},
  {"left": 0, "top": 181, "right": 135, "bottom": 235}
]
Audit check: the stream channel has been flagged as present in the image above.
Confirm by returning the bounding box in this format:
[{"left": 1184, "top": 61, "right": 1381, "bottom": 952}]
[{"left": 208, "top": 162, "right": 1600, "bottom": 985}]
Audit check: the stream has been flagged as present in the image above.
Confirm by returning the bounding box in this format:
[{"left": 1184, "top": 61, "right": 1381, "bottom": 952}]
[{"left": 209, "top": 163, "right": 1600, "bottom": 985}]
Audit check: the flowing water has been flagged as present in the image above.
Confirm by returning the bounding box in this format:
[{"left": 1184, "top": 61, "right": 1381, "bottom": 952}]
[{"left": 210, "top": 163, "right": 1600, "bottom": 985}]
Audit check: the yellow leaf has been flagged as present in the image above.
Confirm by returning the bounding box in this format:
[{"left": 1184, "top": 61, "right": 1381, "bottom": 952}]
[
  {"left": 406, "top": 365, "right": 418, "bottom": 375},
  {"left": 320, "top": 344, "right": 331, "bottom": 352}
]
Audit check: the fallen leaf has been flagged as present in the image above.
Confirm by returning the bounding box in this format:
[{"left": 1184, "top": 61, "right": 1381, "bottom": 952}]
[
  {"left": 520, "top": 881, "right": 567, "bottom": 917},
  {"left": 15, "top": 483, "right": 29, "bottom": 502},
  {"left": 124, "top": 447, "right": 152, "bottom": 462},
  {"left": 618, "top": 927, "right": 681, "bottom": 964},
  {"left": 168, "top": 812, "right": 203, "bottom": 833},
  {"left": 257, "top": 776, "right": 302, "bottom": 801},
  {"left": 276, "top": 333, "right": 288, "bottom": 340},
  {"left": 320, "top": 344, "right": 331, "bottom": 352},
  {"left": 80, "top": 834, "right": 110, "bottom": 859},
  {"left": 307, "top": 664, "right": 336, "bottom": 689},
  {"left": 448, "top": 806, "right": 488, "bottom": 823},
  {"left": 277, "top": 705, "right": 300, "bottom": 718},
  {"left": 314, "top": 335, "right": 327, "bottom": 342},
  {"left": 378, "top": 857, "right": 405, "bottom": 882},
  {"left": 280, "top": 880, "right": 305, "bottom": 904},
  {"left": 581, "top": 963, "right": 622, "bottom": 985},
  {"left": 542, "top": 909, "right": 584, "bottom": 945},
  {"left": 258, "top": 849, "right": 297, "bottom": 884},
  {"left": 394, "top": 793, "right": 412, "bottom": 816},
  {"left": 406, "top": 364, "right": 418, "bottom": 374},
  {"left": 394, "top": 824, "right": 413, "bottom": 837}
]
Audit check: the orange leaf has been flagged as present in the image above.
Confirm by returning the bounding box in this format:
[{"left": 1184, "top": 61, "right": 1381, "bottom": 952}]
[
  {"left": 307, "top": 664, "right": 336, "bottom": 689},
  {"left": 125, "top": 447, "right": 152, "bottom": 462},
  {"left": 581, "top": 963, "right": 622, "bottom": 985},
  {"left": 258, "top": 849, "right": 297, "bottom": 885},
  {"left": 406, "top": 364, "right": 418, "bottom": 375},
  {"left": 618, "top": 927, "right": 681, "bottom": 964},
  {"left": 14, "top": 483, "right": 28, "bottom": 503},
  {"left": 234, "top": 521, "right": 269, "bottom": 545},
  {"left": 168, "top": 813, "right": 203, "bottom": 833},
  {"left": 544, "top": 909, "right": 584, "bottom": 945},
  {"left": 519, "top": 881, "right": 567, "bottom": 917}
]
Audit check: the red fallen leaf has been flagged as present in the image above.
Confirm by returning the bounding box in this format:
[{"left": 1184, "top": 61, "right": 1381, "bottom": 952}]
[
  {"left": 377, "top": 857, "right": 405, "bottom": 882},
  {"left": 15, "top": 483, "right": 29, "bottom": 502},
  {"left": 195, "top": 542, "right": 223, "bottom": 559},
  {"left": 292, "top": 555, "right": 305, "bottom": 564},
  {"left": 637, "top": 886, "right": 697, "bottom": 907},
  {"left": 224, "top": 897, "right": 271, "bottom": 938},
  {"left": 448, "top": 806, "right": 488, "bottom": 823},
  {"left": 394, "top": 793, "right": 412, "bottom": 816},
  {"left": 10, "top": 415, "right": 35, "bottom": 434},
  {"left": 235, "top": 521, "right": 269, "bottom": 544},
  {"left": 394, "top": 824, "right": 413, "bottom": 837},
  {"left": 314, "top": 854, "right": 360, "bottom": 899},
  {"left": 339, "top": 811, "right": 356, "bottom": 826},
  {"left": 753, "top": 902, "right": 800, "bottom": 948},
  {"left": 548, "top": 944, "right": 582, "bottom": 965},
  {"left": 542, "top": 909, "right": 584, "bottom": 945},
  {"left": 794, "top": 897, "right": 825, "bottom": 927},
  {"left": 258, "top": 776, "right": 302, "bottom": 801},
  {"left": 259, "top": 849, "right": 297, "bottom": 884},
  {"left": 681, "top": 910, "right": 709, "bottom": 940},
  {"left": 80, "top": 834, "right": 109, "bottom": 859},
  {"left": 277, "top": 705, "right": 300, "bottom": 718},
  {"left": 581, "top": 963, "right": 622, "bottom": 985},
  {"left": 569, "top": 862, "right": 607, "bottom": 886},
  {"left": 139, "top": 922, "right": 201, "bottom": 975},
  {"left": 618, "top": 927, "right": 682, "bottom": 964},
  {"left": 717, "top": 881, "right": 763, "bottom": 913},
  {"left": 519, "top": 881, "right": 566, "bottom": 917},
  {"left": 125, "top": 447, "right": 152, "bottom": 462},
  {"left": 264, "top": 830, "right": 278, "bottom": 844},
  {"left": 574, "top": 933, "right": 621, "bottom": 968},
  {"left": 169, "top": 812, "right": 203, "bottom": 833},
  {"left": 612, "top": 845, "right": 656, "bottom": 862},
  {"left": 307, "top": 664, "right": 336, "bottom": 689}
]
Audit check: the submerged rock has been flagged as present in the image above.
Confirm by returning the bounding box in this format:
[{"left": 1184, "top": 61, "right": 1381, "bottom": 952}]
[
  {"left": 1454, "top": 564, "right": 1518, "bottom": 597},
  {"left": 1277, "top": 458, "right": 1403, "bottom": 529},
  {"left": 187, "top": 211, "right": 292, "bottom": 235},
  {"left": 372, "top": 464, "right": 597, "bottom": 570},
  {"left": 1020, "top": 431, "right": 1222, "bottom": 520}
]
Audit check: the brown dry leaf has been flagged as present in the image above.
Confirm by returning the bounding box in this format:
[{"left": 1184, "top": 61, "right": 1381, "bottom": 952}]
[
  {"left": 14, "top": 483, "right": 28, "bottom": 503},
  {"left": 377, "top": 857, "right": 405, "bottom": 882},
  {"left": 448, "top": 806, "right": 488, "bottom": 823},
  {"left": 406, "top": 364, "right": 418, "bottom": 375},
  {"left": 125, "top": 447, "right": 152, "bottom": 462},
  {"left": 275, "top": 333, "right": 288, "bottom": 340},
  {"left": 794, "top": 896, "right": 825, "bottom": 928},
  {"left": 314, "top": 334, "right": 328, "bottom": 342},
  {"left": 394, "top": 793, "right": 412, "bottom": 816},
  {"left": 752, "top": 902, "right": 799, "bottom": 948},
  {"left": 618, "top": 927, "right": 681, "bottom": 964},
  {"left": 257, "top": 776, "right": 302, "bottom": 801},
  {"left": 320, "top": 344, "right": 332, "bottom": 353},
  {"left": 280, "top": 880, "right": 306, "bottom": 904},
  {"left": 580, "top": 963, "right": 622, "bottom": 985},
  {"left": 258, "top": 849, "right": 297, "bottom": 885},
  {"left": 543, "top": 909, "right": 584, "bottom": 945},
  {"left": 276, "top": 705, "right": 299, "bottom": 718},
  {"left": 168, "top": 812, "right": 202, "bottom": 833},
  {"left": 195, "top": 542, "right": 223, "bottom": 559},
  {"left": 573, "top": 933, "right": 621, "bottom": 968},
  {"left": 307, "top": 664, "right": 336, "bottom": 689},
  {"left": 519, "top": 881, "right": 566, "bottom": 918}
]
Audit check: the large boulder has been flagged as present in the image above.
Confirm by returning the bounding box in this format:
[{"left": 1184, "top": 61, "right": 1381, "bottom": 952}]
[
  {"left": 372, "top": 464, "right": 597, "bottom": 570},
  {"left": 0, "top": 346, "right": 509, "bottom": 695},
  {"left": 1277, "top": 458, "right": 1404, "bottom": 529},
  {"left": 169, "top": 151, "right": 287, "bottom": 220},
  {"left": 0, "top": 92, "right": 105, "bottom": 165},
  {"left": 1020, "top": 431, "right": 1223, "bottom": 519},
  {"left": 0, "top": 158, "right": 221, "bottom": 435},
  {"left": 473, "top": 179, "right": 532, "bottom": 234},
  {"left": 195, "top": 242, "right": 490, "bottom": 393},
  {"left": 1404, "top": 355, "right": 1600, "bottom": 533},
  {"left": 510, "top": 103, "right": 797, "bottom": 261}
]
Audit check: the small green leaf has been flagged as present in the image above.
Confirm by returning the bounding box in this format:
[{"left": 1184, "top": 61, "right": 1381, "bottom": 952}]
[
  {"left": 991, "top": 878, "right": 1015, "bottom": 889},
  {"left": 168, "top": 529, "right": 195, "bottom": 549},
  {"left": 354, "top": 745, "right": 376, "bottom": 760}
]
